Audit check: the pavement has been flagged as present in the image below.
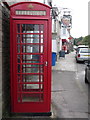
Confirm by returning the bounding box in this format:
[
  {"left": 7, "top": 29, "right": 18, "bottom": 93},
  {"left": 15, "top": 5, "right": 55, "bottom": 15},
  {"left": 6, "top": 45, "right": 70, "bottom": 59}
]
[
  {"left": 52, "top": 51, "right": 77, "bottom": 71},
  {"left": 51, "top": 51, "right": 89, "bottom": 119}
]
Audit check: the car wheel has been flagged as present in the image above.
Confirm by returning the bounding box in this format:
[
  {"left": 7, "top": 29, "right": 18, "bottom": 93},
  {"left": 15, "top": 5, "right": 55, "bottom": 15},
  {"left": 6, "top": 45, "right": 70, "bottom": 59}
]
[{"left": 85, "top": 73, "right": 89, "bottom": 84}]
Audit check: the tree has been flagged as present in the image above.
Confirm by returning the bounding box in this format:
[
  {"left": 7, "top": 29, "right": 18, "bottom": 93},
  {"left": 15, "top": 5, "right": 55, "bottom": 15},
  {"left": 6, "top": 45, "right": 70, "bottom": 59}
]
[
  {"left": 82, "top": 35, "right": 90, "bottom": 47},
  {"left": 74, "top": 36, "right": 83, "bottom": 46}
]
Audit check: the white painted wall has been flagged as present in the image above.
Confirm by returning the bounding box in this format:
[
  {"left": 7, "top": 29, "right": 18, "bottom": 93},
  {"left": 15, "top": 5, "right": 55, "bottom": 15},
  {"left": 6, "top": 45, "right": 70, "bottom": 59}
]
[
  {"left": 59, "top": 38, "right": 62, "bottom": 51},
  {"left": 52, "top": 40, "right": 57, "bottom": 53}
]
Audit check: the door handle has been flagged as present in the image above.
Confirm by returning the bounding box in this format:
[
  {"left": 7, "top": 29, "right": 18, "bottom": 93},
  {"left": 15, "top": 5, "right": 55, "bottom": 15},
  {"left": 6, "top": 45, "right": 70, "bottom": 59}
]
[{"left": 45, "top": 61, "right": 48, "bottom": 66}]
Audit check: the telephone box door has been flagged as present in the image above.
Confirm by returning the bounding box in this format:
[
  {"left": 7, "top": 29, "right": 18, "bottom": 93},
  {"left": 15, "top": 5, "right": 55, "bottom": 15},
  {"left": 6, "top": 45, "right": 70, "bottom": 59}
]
[{"left": 11, "top": 20, "right": 50, "bottom": 113}]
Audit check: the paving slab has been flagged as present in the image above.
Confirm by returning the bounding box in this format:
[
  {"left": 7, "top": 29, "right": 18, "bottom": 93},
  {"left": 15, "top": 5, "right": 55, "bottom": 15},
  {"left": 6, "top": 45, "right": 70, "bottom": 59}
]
[{"left": 52, "top": 51, "right": 88, "bottom": 118}]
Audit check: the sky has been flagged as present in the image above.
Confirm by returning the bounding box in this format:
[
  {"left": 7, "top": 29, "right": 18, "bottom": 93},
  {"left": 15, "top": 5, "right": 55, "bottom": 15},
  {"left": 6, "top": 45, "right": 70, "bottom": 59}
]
[
  {"left": 3, "top": 0, "right": 89, "bottom": 38},
  {"left": 35, "top": 0, "right": 89, "bottom": 38},
  {"left": 52, "top": 0, "right": 89, "bottom": 38}
]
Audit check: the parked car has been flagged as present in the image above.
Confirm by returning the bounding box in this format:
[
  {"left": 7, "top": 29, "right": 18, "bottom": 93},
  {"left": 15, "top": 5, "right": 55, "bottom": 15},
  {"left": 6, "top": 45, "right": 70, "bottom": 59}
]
[
  {"left": 76, "top": 45, "right": 89, "bottom": 54},
  {"left": 85, "top": 61, "right": 90, "bottom": 84},
  {"left": 76, "top": 48, "right": 90, "bottom": 62}
]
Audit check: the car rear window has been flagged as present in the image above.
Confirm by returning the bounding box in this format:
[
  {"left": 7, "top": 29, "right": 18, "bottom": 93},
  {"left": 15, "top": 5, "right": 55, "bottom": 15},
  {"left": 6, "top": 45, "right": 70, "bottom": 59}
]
[{"left": 80, "top": 48, "right": 90, "bottom": 53}]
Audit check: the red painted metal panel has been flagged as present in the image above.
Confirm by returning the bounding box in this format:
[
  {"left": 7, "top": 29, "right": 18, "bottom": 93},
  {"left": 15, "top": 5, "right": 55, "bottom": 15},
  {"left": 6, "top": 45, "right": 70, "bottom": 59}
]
[
  {"left": 10, "top": 20, "right": 51, "bottom": 113},
  {"left": 10, "top": 2, "right": 51, "bottom": 9},
  {"left": 10, "top": 2, "right": 51, "bottom": 113},
  {"left": 10, "top": 2, "right": 51, "bottom": 18}
]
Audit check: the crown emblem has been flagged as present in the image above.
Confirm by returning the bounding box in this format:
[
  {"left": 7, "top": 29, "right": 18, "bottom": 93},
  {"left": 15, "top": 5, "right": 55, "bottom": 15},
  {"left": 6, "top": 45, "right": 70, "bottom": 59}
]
[{"left": 28, "top": 4, "right": 34, "bottom": 9}]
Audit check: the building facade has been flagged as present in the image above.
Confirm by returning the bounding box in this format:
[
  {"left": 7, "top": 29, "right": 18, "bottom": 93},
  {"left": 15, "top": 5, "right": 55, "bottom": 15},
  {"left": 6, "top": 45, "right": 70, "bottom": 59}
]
[
  {"left": 52, "top": 6, "right": 61, "bottom": 59},
  {"left": 60, "top": 8, "right": 72, "bottom": 53}
]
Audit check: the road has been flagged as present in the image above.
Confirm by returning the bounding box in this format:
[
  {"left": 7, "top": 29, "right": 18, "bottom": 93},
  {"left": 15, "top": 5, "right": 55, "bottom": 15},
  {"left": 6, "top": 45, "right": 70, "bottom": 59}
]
[
  {"left": 52, "top": 51, "right": 89, "bottom": 118},
  {"left": 76, "top": 62, "right": 88, "bottom": 96}
]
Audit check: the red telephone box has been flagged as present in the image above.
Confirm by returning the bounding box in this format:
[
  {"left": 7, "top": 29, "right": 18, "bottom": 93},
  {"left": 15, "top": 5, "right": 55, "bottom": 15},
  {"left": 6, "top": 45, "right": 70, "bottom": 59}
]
[{"left": 10, "top": 2, "right": 52, "bottom": 114}]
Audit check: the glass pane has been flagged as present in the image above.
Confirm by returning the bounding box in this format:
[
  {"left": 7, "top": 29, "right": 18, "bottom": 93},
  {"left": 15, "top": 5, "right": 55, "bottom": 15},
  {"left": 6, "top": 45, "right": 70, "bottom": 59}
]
[
  {"left": 22, "top": 84, "right": 43, "bottom": 91},
  {"left": 22, "top": 54, "right": 42, "bottom": 63},
  {"left": 17, "top": 55, "right": 43, "bottom": 64},
  {"left": 17, "top": 24, "right": 20, "bottom": 33},
  {"left": 40, "top": 25, "right": 44, "bottom": 33},
  {"left": 41, "top": 35, "right": 43, "bottom": 43},
  {"left": 17, "top": 34, "right": 20, "bottom": 43},
  {"left": 23, "top": 74, "right": 43, "bottom": 82},
  {"left": 22, "top": 34, "right": 43, "bottom": 43},
  {"left": 21, "top": 93, "right": 43, "bottom": 102},
  {"left": 17, "top": 74, "right": 21, "bottom": 82},
  {"left": 17, "top": 83, "right": 43, "bottom": 92},
  {"left": 17, "top": 74, "right": 43, "bottom": 83},
  {"left": 17, "top": 55, "right": 44, "bottom": 73},
  {"left": 17, "top": 45, "right": 20, "bottom": 53},
  {"left": 22, "top": 64, "right": 43, "bottom": 73},
  {"left": 21, "top": 45, "right": 43, "bottom": 53},
  {"left": 22, "top": 24, "right": 39, "bottom": 33},
  {"left": 18, "top": 84, "right": 21, "bottom": 91},
  {"left": 16, "top": 10, "right": 46, "bottom": 16},
  {"left": 18, "top": 94, "right": 21, "bottom": 102}
]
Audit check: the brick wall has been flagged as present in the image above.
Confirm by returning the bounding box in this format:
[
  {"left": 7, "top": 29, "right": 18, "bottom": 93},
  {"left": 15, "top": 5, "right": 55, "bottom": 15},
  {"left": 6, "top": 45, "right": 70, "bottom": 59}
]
[{"left": 0, "top": 2, "right": 10, "bottom": 119}]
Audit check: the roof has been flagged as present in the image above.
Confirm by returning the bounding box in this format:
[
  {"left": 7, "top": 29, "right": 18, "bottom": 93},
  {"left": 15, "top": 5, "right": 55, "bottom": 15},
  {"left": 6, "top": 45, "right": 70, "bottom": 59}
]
[{"left": 10, "top": 2, "right": 51, "bottom": 9}]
